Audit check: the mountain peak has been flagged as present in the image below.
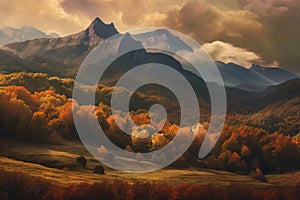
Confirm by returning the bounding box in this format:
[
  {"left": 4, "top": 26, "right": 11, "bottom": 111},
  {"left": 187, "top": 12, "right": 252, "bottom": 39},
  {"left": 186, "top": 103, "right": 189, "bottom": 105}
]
[
  {"left": 154, "top": 29, "right": 172, "bottom": 36},
  {"left": 86, "top": 17, "right": 119, "bottom": 39},
  {"left": 92, "top": 17, "right": 104, "bottom": 24},
  {"left": 250, "top": 64, "right": 265, "bottom": 70},
  {"left": 133, "top": 28, "right": 193, "bottom": 52}
]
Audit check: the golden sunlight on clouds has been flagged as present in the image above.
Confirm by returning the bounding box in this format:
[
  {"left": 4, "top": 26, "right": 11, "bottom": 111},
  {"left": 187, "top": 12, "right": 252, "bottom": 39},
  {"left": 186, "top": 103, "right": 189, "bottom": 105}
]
[
  {"left": 0, "top": 0, "right": 90, "bottom": 35},
  {"left": 202, "top": 41, "right": 266, "bottom": 68}
]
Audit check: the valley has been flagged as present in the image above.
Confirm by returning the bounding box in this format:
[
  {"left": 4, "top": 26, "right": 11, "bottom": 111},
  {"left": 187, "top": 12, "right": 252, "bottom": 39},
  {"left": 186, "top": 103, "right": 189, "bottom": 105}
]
[{"left": 0, "top": 16, "right": 299, "bottom": 200}]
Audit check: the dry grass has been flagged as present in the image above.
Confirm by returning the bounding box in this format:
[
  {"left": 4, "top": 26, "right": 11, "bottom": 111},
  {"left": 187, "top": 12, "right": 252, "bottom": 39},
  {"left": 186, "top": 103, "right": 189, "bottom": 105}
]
[
  {"left": 1, "top": 159, "right": 300, "bottom": 200},
  {"left": 0, "top": 138, "right": 300, "bottom": 199}
]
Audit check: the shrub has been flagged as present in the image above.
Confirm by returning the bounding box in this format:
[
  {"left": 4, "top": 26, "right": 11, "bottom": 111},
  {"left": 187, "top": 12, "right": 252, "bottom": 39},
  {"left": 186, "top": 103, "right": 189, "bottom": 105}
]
[
  {"left": 250, "top": 168, "right": 268, "bottom": 182},
  {"left": 76, "top": 156, "right": 87, "bottom": 167},
  {"left": 93, "top": 165, "right": 105, "bottom": 174}
]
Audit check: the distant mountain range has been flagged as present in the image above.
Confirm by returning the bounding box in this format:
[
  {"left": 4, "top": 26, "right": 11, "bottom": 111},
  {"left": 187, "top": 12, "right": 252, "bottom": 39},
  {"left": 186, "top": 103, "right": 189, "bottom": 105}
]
[
  {"left": 0, "top": 17, "right": 298, "bottom": 92},
  {"left": 133, "top": 29, "right": 299, "bottom": 91},
  {"left": 0, "top": 25, "right": 59, "bottom": 46},
  {"left": 216, "top": 62, "right": 299, "bottom": 91}
]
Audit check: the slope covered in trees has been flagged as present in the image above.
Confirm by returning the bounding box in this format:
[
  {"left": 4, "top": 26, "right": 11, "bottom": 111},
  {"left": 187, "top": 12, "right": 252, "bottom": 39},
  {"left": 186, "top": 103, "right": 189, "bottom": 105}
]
[{"left": 0, "top": 72, "right": 299, "bottom": 174}]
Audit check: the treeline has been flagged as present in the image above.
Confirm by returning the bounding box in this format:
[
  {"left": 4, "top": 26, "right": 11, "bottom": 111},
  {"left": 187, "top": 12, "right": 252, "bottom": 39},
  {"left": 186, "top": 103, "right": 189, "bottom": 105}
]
[{"left": 0, "top": 72, "right": 74, "bottom": 97}]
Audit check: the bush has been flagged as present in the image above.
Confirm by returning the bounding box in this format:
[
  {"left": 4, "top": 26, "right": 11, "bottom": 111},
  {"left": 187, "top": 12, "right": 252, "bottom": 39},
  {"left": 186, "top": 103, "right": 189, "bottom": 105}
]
[
  {"left": 250, "top": 168, "right": 268, "bottom": 182},
  {"left": 76, "top": 156, "right": 87, "bottom": 167},
  {"left": 93, "top": 165, "right": 105, "bottom": 174}
]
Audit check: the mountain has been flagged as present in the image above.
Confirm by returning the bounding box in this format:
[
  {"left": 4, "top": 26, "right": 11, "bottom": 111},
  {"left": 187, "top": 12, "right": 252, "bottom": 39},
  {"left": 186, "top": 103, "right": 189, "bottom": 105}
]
[
  {"left": 133, "top": 29, "right": 193, "bottom": 52},
  {"left": 0, "top": 25, "right": 59, "bottom": 46},
  {"left": 3, "top": 18, "right": 119, "bottom": 76},
  {"left": 216, "top": 62, "right": 299, "bottom": 91},
  {"left": 133, "top": 30, "right": 299, "bottom": 91},
  {"left": 75, "top": 31, "right": 212, "bottom": 102},
  {"left": 0, "top": 49, "right": 32, "bottom": 73},
  {"left": 0, "top": 48, "right": 74, "bottom": 75},
  {"left": 227, "top": 78, "right": 300, "bottom": 113},
  {"left": 250, "top": 64, "right": 299, "bottom": 85},
  {"left": 1, "top": 17, "right": 299, "bottom": 90}
]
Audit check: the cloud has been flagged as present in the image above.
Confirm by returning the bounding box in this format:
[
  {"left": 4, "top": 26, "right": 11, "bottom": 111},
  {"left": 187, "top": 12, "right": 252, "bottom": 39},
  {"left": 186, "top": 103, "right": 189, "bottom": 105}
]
[
  {"left": 58, "top": 0, "right": 185, "bottom": 31},
  {"left": 157, "top": 0, "right": 263, "bottom": 42},
  {"left": 153, "top": 0, "right": 300, "bottom": 73},
  {"left": 239, "top": 0, "right": 300, "bottom": 72},
  {"left": 0, "top": 0, "right": 92, "bottom": 35},
  {"left": 202, "top": 41, "right": 266, "bottom": 68},
  {"left": 162, "top": 1, "right": 224, "bottom": 42}
]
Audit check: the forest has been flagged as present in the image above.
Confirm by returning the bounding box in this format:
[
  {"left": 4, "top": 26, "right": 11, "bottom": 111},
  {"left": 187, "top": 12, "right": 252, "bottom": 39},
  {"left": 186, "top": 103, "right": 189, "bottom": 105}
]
[{"left": 0, "top": 72, "right": 299, "bottom": 175}]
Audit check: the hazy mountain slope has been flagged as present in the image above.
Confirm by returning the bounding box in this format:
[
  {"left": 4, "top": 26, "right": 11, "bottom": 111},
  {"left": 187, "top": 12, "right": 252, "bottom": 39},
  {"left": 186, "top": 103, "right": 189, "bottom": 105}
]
[
  {"left": 0, "top": 49, "right": 34, "bottom": 72},
  {"left": 250, "top": 64, "right": 299, "bottom": 84},
  {"left": 0, "top": 25, "right": 59, "bottom": 46},
  {"left": 216, "top": 62, "right": 299, "bottom": 91},
  {"left": 227, "top": 78, "right": 300, "bottom": 113},
  {"left": 0, "top": 48, "right": 78, "bottom": 76},
  {"left": 216, "top": 62, "right": 269, "bottom": 86}
]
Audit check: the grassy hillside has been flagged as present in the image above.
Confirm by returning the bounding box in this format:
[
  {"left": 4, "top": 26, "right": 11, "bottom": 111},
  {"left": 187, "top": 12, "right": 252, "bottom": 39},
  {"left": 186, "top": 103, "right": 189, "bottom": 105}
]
[{"left": 1, "top": 154, "right": 300, "bottom": 200}]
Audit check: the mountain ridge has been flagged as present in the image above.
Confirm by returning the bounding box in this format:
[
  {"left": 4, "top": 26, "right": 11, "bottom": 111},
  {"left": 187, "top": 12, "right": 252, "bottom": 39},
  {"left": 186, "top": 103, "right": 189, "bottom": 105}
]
[
  {"left": 216, "top": 62, "right": 299, "bottom": 91},
  {"left": 86, "top": 17, "right": 118, "bottom": 39},
  {"left": 133, "top": 28, "right": 193, "bottom": 52},
  {"left": 2, "top": 18, "right": 119, "bottom": 76},
  {"left": 0, "top": 25, "right": 59, "bottom": 46},
  {"left": 1, "top": 17, "right": 299, "bottom": 90}
]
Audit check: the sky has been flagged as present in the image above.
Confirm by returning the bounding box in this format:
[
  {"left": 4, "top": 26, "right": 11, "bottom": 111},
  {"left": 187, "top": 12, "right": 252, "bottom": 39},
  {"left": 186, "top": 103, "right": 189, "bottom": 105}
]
[{"left": 1, "top": 0, "right": 299, "bottom": 73}]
